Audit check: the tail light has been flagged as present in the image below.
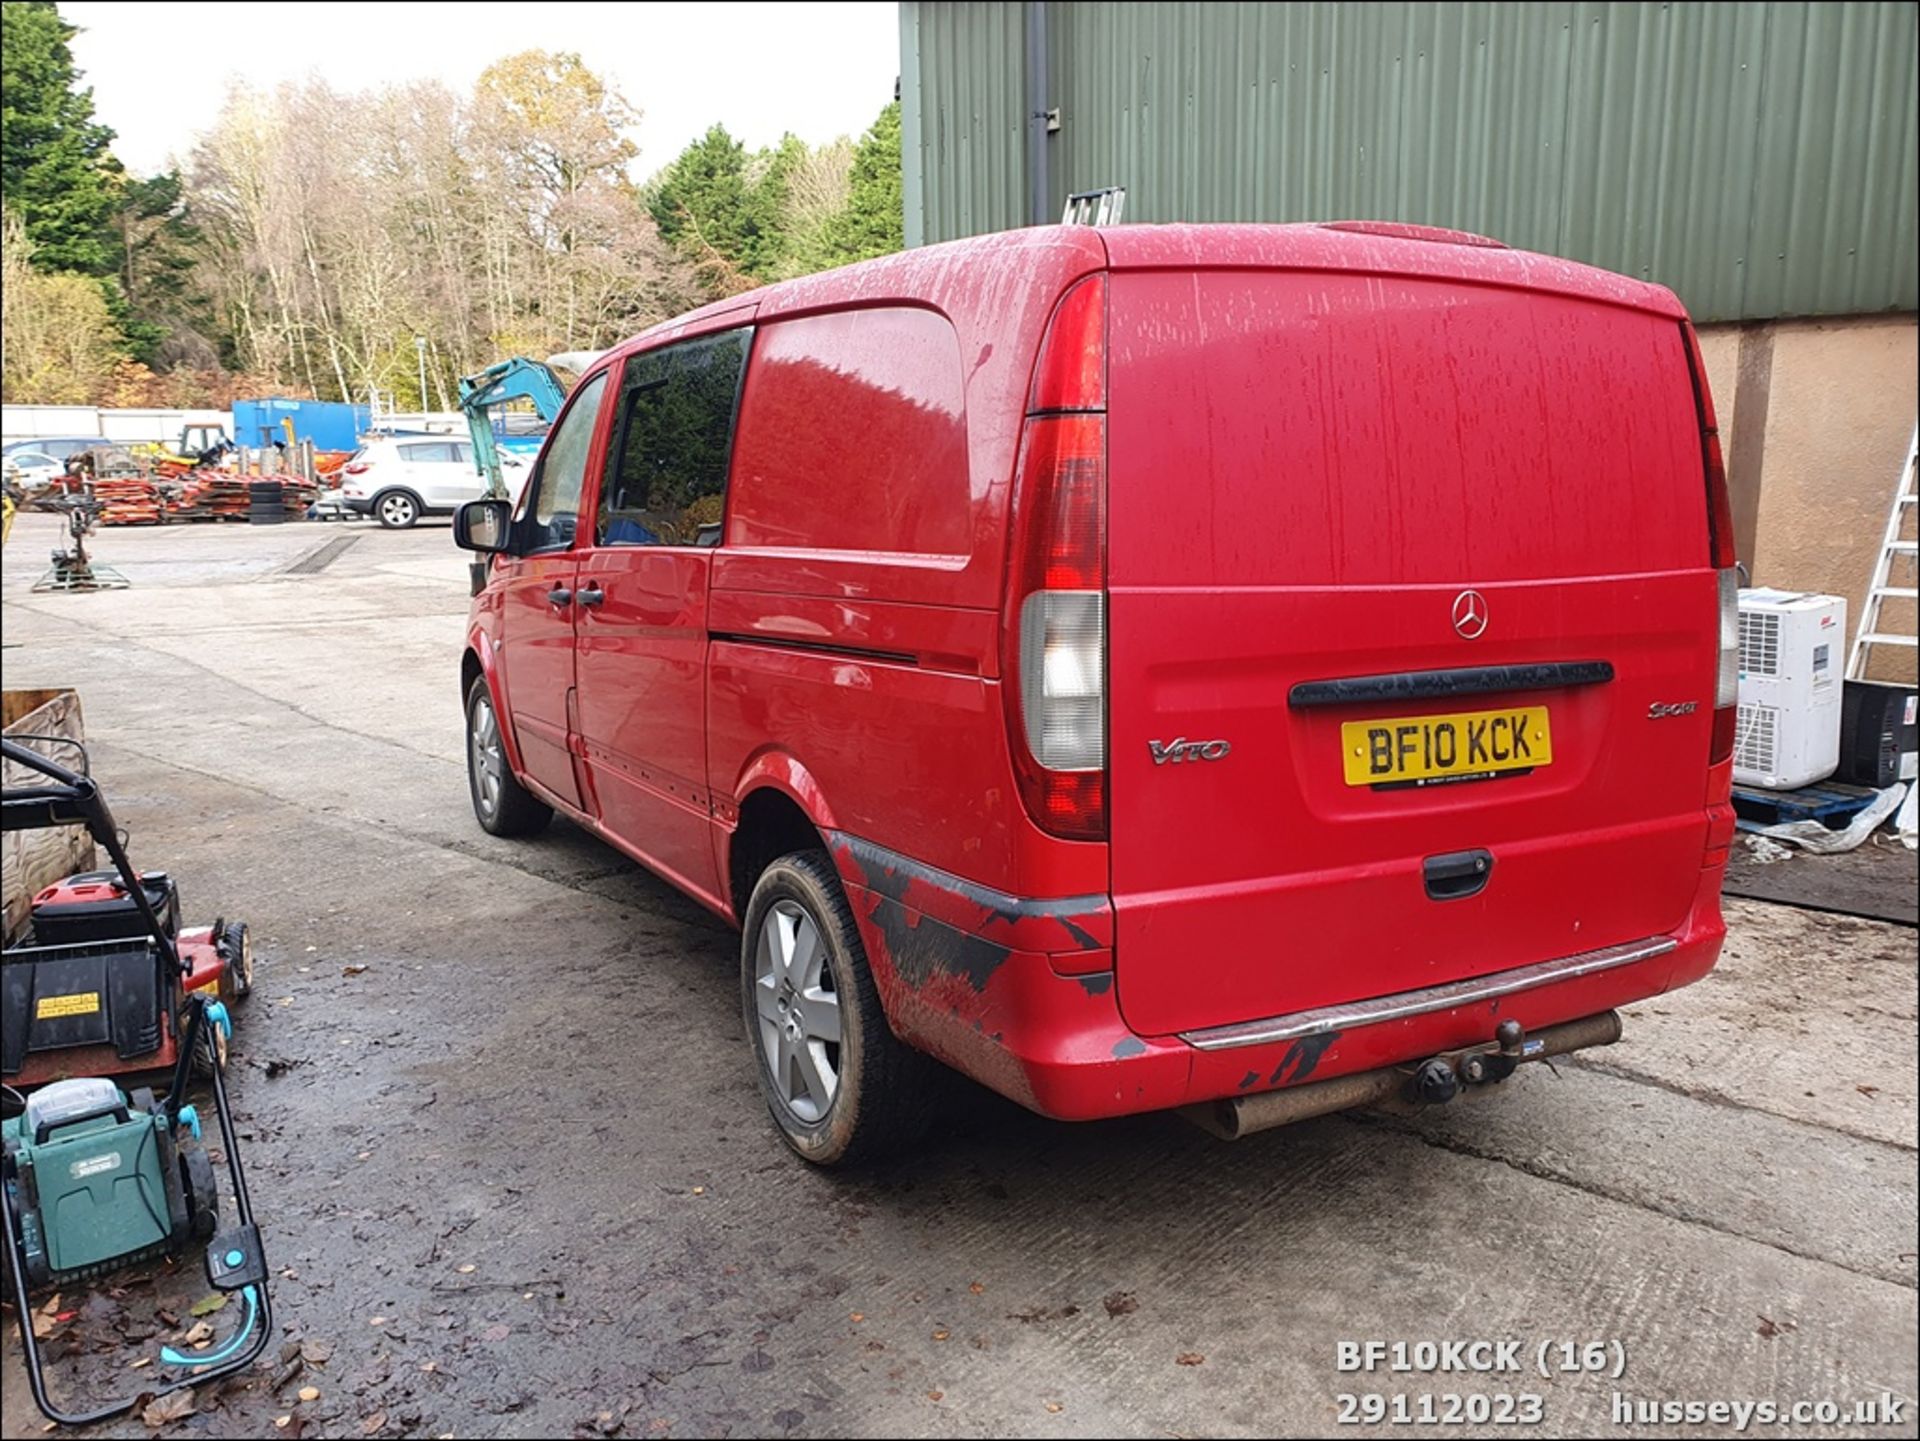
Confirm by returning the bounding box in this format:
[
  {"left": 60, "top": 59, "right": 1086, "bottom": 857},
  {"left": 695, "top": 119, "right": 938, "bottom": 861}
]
[
  {"left": 344, "top": 461, "right": 370, "bottom": 475},
  {"left": 1682, "top": 323, "right": 1740, "bottom": 766},
  {"left": 1007, "top": 275, "right": 1108, "bottom": 840}
]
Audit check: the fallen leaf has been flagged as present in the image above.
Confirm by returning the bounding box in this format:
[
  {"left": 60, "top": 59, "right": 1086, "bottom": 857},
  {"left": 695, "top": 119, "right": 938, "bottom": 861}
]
[
  {"left": 156, "top": 1307, "right": 180, "bottom": 1327},
  {"left": 369, "top": 1315, "right": 387, "bottom": 1327},
  {"left": 299, "top": 1339, "right": 333, "bottom": 1365},
  {"left": 141, "top": 1389, "right": 196, "bottom": 1426},
  {"left": 691, "top": 1186, "right": 705, "bottom": 1195},
  {"left": 1176, "top": 1351, "right": 1205, "bottom": 1366},
  {"left": 189, "top": 1292, "right": 229, "bottom": 1317},
  {"left": 342, "top": 964, "right": 368, "bottom": 976},
  {"left": 456, "top": 1264, "right": 476, "bottom": 1275},
  {"left": 419, "top": 1360, "right": 438, "bottom": 1373},
  {"left": 1103, "top": 1290, "right": 1139, "bottom": 1318},
  {"left": 298, "top": 1385, "right": 321, "bottom": 1402},
  {"left": 1044, "top": 1401, "right": 1064, "bottom": 1413},
  {"left": 182, "top": 1320, "right": 214, "bottom": 1345},
  {"left": 927, "top": 1391, "right": 944, "bottom": 1402},
  {"left": 849, "top": 1312, "right": 865, "bottom": 1324},
  {"left": 361, "top": 1409, "right": 388, "bottom": 1435},
  {"left": 1756, "top": 1315, "right": 1797, "bottom": 1339},
  {"left": 969, "top": 1282, "right": 985, "bottom": 1295},
  {"left": 932, "top": 1329, "right": 950, "bottom": 1342},
  {"left": 275, "top": 1418, "right": 293, "bottom": 1431}
]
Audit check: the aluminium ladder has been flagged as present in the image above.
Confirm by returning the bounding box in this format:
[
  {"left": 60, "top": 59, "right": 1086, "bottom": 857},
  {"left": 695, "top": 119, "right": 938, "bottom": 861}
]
[{"left": 1847, "top": 424, "right": 1919, "bottom": 680}]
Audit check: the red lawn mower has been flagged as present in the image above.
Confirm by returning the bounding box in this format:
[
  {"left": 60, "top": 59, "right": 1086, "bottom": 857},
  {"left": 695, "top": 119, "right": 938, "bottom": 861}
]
[{"left": 2, "top": 737, "right": 252, "bottom": 1090}]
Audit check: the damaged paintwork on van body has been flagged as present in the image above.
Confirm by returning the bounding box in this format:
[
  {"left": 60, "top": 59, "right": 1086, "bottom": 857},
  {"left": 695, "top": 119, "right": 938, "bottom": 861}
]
[
  {"left": 824, "top": 831, "right": 1188, "bottom": 1116},
  {"left": 826, "top": 832, "right": 1107, "bottom": 988}
]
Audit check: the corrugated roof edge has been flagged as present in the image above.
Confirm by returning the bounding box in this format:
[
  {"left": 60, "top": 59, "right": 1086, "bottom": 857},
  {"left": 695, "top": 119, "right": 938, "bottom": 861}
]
[{"left": 1098, "top": 223, "right": 1687, "bottom": 320}]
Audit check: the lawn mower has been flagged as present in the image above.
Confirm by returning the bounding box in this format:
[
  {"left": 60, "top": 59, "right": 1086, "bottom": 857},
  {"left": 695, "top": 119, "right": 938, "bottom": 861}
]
[
  {"left": 1, "top": 736, "right": 252, "bottom": 1088},
  {"left": 1, "top": 737, "right": 271, "bottom": 1424},
  {"left": 3, "top": 992, "right": 273, "bottom": 1424}
]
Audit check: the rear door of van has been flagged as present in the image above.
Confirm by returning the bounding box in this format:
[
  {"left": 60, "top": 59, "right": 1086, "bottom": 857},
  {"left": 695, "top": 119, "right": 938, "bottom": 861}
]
[{"left": 1104, "top": 253, "right": 1718, "bottom": 1038}]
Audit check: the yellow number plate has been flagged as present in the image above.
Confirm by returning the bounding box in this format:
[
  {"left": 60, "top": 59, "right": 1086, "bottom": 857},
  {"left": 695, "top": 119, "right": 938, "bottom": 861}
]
[
  {"left": 1341, "top": 705, "right": 1552, "bottom": 787},
  {"left": 35, "top": 992, "right": 101, "bottom": 1020}
]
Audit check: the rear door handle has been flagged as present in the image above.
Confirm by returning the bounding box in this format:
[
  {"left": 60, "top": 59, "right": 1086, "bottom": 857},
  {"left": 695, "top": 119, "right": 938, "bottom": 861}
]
[
  {"left": 1424, "top": 849, "right": 1493, "bottom": 901},
  {"left": 577, "top": 583, "right": 605, "bottom": 608},
  {"left": 546, "top": 586, "right": 573, "bottom": 607}
]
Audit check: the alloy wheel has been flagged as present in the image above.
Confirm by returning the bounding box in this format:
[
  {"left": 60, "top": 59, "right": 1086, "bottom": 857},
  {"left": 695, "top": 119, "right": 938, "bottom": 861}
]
[
  {"left": 754, "top": 899, "right": 842, "bottom": 1123},
  {"left": 470, "top": 694, "right": 503, "bottom": 820}
]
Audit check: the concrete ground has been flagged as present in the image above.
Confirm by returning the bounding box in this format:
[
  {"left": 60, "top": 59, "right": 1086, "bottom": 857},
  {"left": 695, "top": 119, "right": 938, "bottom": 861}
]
[{"left": 1, "top": 508, "right": 1915, "bottom": 1439}]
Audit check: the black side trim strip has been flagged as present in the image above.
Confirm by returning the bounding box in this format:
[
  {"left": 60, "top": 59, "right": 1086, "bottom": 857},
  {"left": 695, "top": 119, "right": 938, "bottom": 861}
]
[
  {"left": 1289, "top": 661, "right": 1615, "bottom": 710},
  {"left": 828, "top": 832, "right": 1108, "bottom": 924},
  {"left": 710, "top": 632, "right": 917, "bottom": 667}
]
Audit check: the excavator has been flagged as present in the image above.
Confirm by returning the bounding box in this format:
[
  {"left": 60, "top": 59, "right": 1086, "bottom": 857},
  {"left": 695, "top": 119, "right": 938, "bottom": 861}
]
[
  {"left": 456, "top": 355, "right": 582, "bottom": 591},
  {"left": 457, "top": 356, "right": 576, "bottom": 502}
]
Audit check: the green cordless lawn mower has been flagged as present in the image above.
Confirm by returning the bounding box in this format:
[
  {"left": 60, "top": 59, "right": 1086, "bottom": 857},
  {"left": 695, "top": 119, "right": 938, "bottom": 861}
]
[{"left": 2, "top": 738, "right": 272, "bottom": 1426}]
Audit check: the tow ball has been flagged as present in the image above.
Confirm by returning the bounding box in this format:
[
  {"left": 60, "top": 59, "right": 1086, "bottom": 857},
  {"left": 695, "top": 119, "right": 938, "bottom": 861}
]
[{"left": 1407, "top": 1019, "right": 1536, "bottom": 1107}]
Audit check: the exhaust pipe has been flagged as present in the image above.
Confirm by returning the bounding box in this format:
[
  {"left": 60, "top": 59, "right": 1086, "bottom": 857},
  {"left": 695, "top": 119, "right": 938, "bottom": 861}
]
[{"left": 1182, "top": 1010, "right": 1624, "bottom": 1141}]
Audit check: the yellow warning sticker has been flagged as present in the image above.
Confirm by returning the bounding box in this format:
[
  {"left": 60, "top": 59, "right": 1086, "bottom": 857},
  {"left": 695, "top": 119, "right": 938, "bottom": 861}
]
[{"left": 35, "top": 991, "right": 101, "bottom": 1020}]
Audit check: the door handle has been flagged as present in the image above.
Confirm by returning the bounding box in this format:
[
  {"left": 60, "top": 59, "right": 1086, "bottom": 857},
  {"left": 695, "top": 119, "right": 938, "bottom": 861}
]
[
  {"left": 577, "top": 583, "right": 605, "bottom": 608},
  {"left": 546, "top": 585, "right": 573, "bottom": 607},
  {"left": 1424, "top": 849, "right": 1493, "bottom": 902}
]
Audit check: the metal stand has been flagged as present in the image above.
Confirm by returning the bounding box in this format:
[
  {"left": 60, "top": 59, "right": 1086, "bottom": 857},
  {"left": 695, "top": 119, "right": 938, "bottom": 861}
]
[{"left": 31, "top": 495, "right": 130, "bottom": 593}]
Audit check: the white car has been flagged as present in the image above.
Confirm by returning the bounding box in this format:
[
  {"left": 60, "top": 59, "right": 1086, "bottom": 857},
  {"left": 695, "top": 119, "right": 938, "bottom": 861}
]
[
  {"left": 338, "top": 437, "right": 526, "bottom": 529},
  {"left": 3, "top": 437, "right": 100, "bottom": 492}
]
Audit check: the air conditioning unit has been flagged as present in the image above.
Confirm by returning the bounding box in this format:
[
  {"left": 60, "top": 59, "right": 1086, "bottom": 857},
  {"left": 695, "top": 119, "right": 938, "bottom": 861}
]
[{"left": 1734, "top": 588, "right": 1846, "bottom": 789}]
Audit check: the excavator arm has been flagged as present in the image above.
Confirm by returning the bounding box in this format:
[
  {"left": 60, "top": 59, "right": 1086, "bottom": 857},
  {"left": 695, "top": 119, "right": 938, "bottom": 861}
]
[{"left": 457, "top": 358, "right": 570, "bottom": 500}]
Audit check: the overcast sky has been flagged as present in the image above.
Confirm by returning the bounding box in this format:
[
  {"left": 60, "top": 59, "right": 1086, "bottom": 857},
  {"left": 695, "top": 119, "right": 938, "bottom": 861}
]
[{"left": 64, "top": 1, "right": 901, "bottom": 180}]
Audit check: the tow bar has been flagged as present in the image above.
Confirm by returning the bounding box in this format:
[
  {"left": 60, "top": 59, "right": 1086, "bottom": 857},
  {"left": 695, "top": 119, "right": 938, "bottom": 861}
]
[{"left": 1182, "top": 1010, "right": 1624, "bottom": 1141}]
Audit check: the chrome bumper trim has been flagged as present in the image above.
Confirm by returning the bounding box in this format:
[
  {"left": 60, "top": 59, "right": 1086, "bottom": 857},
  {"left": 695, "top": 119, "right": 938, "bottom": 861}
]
[{"left": 1178, "top": 936, "right": 1677, "bottom": 1051}]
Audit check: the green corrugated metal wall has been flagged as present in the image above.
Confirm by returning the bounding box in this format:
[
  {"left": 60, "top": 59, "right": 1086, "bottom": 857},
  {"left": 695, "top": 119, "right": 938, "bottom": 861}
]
[{"left": 900, "top": 1, "right": 1920, "bottom": 322}]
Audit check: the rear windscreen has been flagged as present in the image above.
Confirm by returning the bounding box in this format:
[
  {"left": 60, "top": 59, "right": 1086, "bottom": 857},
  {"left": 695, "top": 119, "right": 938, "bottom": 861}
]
[{"left": 1108, "top": 271, "right": 1708, "bottom": 586}]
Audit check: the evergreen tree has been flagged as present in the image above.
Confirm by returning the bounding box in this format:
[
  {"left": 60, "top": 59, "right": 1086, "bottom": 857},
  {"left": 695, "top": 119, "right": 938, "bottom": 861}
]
[
  {"left": 813, "top": 102, "right": 902, "bottom": 267},
  {"left": 0, "top": 0, "right": 121, "bottom": 273},
  {"left": 649, "top": 123, "right": 794, "bottom": 287}
]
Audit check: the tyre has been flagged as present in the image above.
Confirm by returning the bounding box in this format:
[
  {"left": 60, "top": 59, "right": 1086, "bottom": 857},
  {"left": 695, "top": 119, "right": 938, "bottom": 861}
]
[
  {"left": 180, "top": 1144, "right": 218, "bottom": 1242},
  {"left": 219, "top": 920, "right": 254, "bottom": 1000},
  {"left": 189, "top": 1010, "right": 228, "bottom": 1079},
  {"left": 373, "top": 489, "right": 420, "bottom": 529},
  {"left": 465, "top": 677, "right": 551, "bottom": 837},
  {"left": 741, "top": 850, "right": 933, "bottom": 1166}
]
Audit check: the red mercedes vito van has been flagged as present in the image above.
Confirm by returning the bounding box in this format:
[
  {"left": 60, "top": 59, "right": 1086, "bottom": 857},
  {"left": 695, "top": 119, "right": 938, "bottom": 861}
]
[{"left": 456, "top": 222, "right": 1737, "bottom": 1165}]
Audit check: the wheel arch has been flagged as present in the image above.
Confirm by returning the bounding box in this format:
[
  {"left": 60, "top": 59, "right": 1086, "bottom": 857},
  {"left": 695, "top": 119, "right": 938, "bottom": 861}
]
[
  {"left": 727, "top": 756, "right": 838, "bottom": 923},
  {"left": 462, "top": 635, "right": 527, "bottom": 776}
]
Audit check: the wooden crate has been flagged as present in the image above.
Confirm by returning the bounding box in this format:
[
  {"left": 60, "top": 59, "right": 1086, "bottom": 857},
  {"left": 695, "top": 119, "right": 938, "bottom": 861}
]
[{"left": 3, "top": 688, "right": 97, "bottom": 942}]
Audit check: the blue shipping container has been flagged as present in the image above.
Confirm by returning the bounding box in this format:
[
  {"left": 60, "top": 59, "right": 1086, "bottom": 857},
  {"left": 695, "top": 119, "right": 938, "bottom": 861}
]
[{"left": 232, "top": 399, "right": 372, "bottom": 453}]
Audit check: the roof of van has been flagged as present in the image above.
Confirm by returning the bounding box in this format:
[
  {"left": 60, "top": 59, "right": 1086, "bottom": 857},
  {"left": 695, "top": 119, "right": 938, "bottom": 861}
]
[
  {"left": 1096, "top": 223, "right": 1687, "bottom": 318},
  {"left": 609, "top": 221, "right": 1683, "bottom": 358}
]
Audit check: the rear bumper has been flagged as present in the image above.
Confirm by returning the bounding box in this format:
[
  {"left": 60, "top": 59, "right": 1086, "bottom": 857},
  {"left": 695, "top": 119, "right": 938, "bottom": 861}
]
[{"left": 827, "top": 832, "right": 1727, "bottom": 1123}]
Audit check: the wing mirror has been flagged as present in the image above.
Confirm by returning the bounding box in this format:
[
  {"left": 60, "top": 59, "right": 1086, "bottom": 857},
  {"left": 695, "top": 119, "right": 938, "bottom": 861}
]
[{"left": 455, "top": 498, "right": 513, "bottom": 553}]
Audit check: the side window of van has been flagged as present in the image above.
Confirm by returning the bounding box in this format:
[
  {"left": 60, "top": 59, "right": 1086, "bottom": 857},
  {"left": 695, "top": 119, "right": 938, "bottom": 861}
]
[
  {"left": 520, "top": 370, "right": 608, "bottom": 552},
  {"left": 598, "top": 329, "right": 750, "bottom": 548},
  {"left": 725, "top": 307, "right": 969, "bottom": 555}
]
